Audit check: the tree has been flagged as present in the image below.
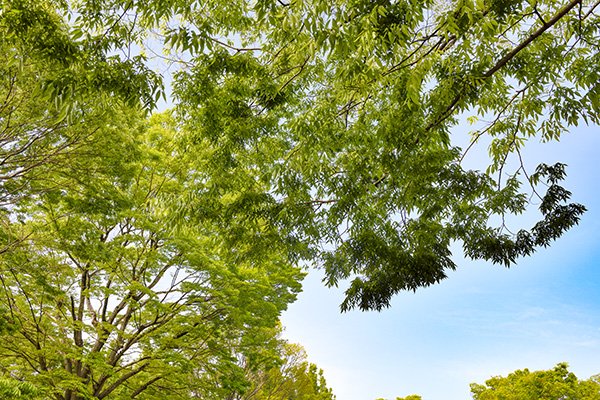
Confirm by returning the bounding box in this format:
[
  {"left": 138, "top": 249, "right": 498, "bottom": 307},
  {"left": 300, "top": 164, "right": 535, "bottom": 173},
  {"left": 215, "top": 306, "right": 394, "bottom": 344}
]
[
  {"left": 470, "top": 363, "right": 600, "bottom": 399},
  {"left": 0, "top": 112, "right": 304, "bottom": 399},
  {"left": 1, "top": 4, "right": 338, "bottom": 397},
  {"left": 234, "top": 328, "right": 335, "bottom": 400},
  {"left": 52, "top": 0, "right": 598, "bottom": 310},
  {"left": 376, "top": 363, "right": 600, "bottom": 399}
]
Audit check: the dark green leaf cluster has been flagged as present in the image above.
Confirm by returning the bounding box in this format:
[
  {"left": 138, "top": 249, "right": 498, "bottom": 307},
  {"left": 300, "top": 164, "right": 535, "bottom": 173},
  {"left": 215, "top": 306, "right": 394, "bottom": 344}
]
[
  {"left": 466, "top": 163, "right": 586, "bottom": 266},
  {"left": 1, "top": 0, "right": 162, "bottom": 110}
]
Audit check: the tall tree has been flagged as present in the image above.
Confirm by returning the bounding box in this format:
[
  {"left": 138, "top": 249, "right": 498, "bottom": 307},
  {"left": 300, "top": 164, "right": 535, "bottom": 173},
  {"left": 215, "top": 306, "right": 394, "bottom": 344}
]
[
  {"left": 376, "top": 364, "right": 600, "bottom": 399},
  {"left": 0, "top": 112, "right": 303, "bottom": 399}
]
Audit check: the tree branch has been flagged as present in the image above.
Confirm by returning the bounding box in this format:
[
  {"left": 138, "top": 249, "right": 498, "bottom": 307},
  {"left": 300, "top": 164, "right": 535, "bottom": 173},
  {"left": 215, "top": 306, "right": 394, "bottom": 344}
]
[{"left": 484, "top": 0, "right": 583, "bottom": 78}]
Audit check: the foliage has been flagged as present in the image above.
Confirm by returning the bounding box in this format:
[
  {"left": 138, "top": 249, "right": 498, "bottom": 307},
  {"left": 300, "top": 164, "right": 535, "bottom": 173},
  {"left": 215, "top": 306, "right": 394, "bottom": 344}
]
[
  {"left": 379, "top": 364, "right": 600, "bottom": 400},
  {"left": 0, "top": 112, "right": 304, "bottom": 399},
  {"left": 0, "top": 0, "right": 161, "bottom": 110},
  {"left": 470, "top": 363, "right": 600, "bottom": 399},
  {"left": 51, "top": 0, "right": 599, "bottom": 310},
  {"left": 0, "top": 0, "right": 162, "bottom": 258},
  {"left": 0, "top": 376, "right": 40, "bottom": 399},
  {"left": 0, "top": 0, "right": 597, "bottom": 396},
  {"left": 0, "top": 3, "right": 338, "bottom": 398},
  {"left": 0, "top": 0, "right": 597, "bottom": 312}
]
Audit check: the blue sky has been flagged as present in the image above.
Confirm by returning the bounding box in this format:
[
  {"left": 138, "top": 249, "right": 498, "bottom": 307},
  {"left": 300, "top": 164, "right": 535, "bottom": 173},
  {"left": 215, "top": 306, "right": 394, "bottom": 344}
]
[{"left": 281, "top": 123, "right": 600, "bottom": 399}]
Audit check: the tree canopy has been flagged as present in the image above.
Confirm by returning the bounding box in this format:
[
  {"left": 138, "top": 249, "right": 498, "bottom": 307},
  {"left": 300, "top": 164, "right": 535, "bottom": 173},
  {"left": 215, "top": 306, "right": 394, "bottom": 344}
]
[
  {"left": 237, "top": 329, "right": 335, "bottom": 400},
  {"left": 11, "top": 0, "right": 593, "bottom": 311},
  {"left": 379, "top": 363, "right": 600, "bottom": 399},
  {"left": 1, "top": 0, "right": 598, "bottom": 313},
  {"left": 471, "top": 363, "right": 600, "bottom": 400},
  {"left": 0, "top": 2, "right": 338, "bottom": 398},
  {"left": 0, "top": 107, "right": 310, "bottom": 398}
]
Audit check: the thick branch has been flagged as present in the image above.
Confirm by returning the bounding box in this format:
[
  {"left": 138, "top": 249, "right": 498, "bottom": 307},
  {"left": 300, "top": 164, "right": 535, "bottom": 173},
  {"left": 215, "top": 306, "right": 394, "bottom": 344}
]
[
  {"left": 96, "top": 362, "right": 149, "bottom": 399},
  {"left": 484, "top": 0, "right": 584, "bottom": 78},
  {"left": 426, "top": 0, "right": 583, "bottom": 133}
]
